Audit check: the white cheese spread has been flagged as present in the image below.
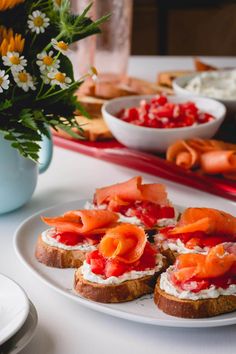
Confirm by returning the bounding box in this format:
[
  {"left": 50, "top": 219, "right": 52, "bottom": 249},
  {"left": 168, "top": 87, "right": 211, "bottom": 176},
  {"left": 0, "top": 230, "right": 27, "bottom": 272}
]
[
  {"left": 160, "top": 266, "right": 236, "bottom": 300},
  {"left": 41, "top": 229, "right": 97, "bottom": 251},
  {"left": 80, "top": 254, "right": 164, "bottom": 285},
  {"left": 185, "top": 70, "right": 236, "bottom": 100},
  {"left": 84, "top": 201, "right": 178, "bottom": 228},
  {"left": 155, "top": 233, "right": 209, "bottom": 254}
]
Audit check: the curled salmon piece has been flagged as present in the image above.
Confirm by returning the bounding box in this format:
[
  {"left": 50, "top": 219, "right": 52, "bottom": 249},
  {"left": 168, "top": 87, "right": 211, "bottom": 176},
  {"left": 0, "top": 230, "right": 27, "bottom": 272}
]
[
  {"left": 166, "top": 138, "right": 236, "bottom": 179},
  {"left": 167, "top": 140, "right": 199, "bottom": 169},
  {"left": 174, "top": 244, "right": 236, "bottom": 282},
  {"left": 170, "top": 207, "right": 236, "bottom": 237},
  {"left": 41, "top": 209, "right": 119, "bottom": 234},
  {"left": 99, "top": 224, "right": 147, "bottom": 264},
  {"left": 200, "top": 150, "right": 236, "bottom": 175},
  {"left": 95, "top": 176, "right": 167, "bottom": 206}
]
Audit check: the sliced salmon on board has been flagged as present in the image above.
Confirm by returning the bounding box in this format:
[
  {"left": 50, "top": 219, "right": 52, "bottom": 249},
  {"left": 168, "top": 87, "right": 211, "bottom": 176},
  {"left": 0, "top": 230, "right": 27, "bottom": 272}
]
[
  {"left": 41, "top": 209, "right": 119, "bottom": 234},
  {"left": 170, "top": 207, "right": 236, "bottom": 237},
  {"left": 95, "top": 176, "right": 168, "bottom": 206},
  {"left": 99, "top": 224, "right": 147, "bottom": 264},
  {"left": 174, "top": 244, "right": 236, "bottom": 282},
  {"left": 200, "top": 151, "right": 236, "bottom": 175},
  {"left": 167, "top": 140, "right": 199, "bottom": 169}
]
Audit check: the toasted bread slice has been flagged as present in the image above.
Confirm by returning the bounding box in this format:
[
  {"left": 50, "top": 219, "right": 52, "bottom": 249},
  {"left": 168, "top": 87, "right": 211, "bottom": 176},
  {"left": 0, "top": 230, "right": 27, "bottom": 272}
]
[
  {"left": 157, "top": 70, "right": 193, "bottom": 88},
  {"left": 154, "top": 278, "right": 236, "bottom": 318},
  {"left": 35, "top": 234, "right": 87, "bottom": 268},
  {"left": 159, "top": 247, "right": 177, "bottom": 265},
  {"left": 76, "top": 95, "right": 107, "bottom": 115},
  {"left": 74, "top": 268, "right": 159, "bottom": 303}
]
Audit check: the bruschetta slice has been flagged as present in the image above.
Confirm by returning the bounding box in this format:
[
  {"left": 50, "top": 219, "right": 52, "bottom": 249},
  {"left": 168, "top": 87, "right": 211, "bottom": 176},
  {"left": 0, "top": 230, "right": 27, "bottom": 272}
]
[
  {"left": 35, "top": 209, "right": 119, "bottom": 268},
  {"left": 155, "top": 207, "right": 236, "bottom": 263},
  {"left": 74, "top": 224, "right": 167, "bottom": 303},
  {"left": 154, "top": 243, "right": 236, "bottom": 318},
  {"left": 85, "top": 176, "right": 178, "bottom": 232}
]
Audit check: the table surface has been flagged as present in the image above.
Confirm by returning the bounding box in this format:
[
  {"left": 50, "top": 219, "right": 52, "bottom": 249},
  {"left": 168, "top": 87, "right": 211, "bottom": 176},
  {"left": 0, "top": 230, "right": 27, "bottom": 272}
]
[{"left": 1, "top": 56, "right": 236, "bottom": 354}]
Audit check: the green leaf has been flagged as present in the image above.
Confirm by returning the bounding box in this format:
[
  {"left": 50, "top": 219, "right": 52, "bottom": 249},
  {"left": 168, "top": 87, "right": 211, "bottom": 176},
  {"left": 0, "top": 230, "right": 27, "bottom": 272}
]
[
  {"left": 19, "top": 109, "right": 38, "bottom": 131},
  {"left": 0, "top": 100, "right": 12, "bottom": 112}
]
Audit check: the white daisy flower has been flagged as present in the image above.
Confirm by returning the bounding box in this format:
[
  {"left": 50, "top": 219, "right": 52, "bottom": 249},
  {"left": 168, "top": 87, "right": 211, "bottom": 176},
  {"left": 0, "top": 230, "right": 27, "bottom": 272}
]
[
  {"left": 40, "top": 71, "right": 51, "bottom": 84},
  {"left": 51, "top": 38, "right": 70, "bottom": 55},
  {"left": 47, "top": 70, "right": 72, "bottom": 89},
  {"left": 0, "top": 70, "right": 10, "bottom": 93},
  {"left": 2, "top": 52, "right": 27, "bottom": 72},
  {"left": 28, "top": 10, "right": 50, "bottom": 34},
  {"left": 13, "top": 70, "right": 36, "bottom": 92},
  {"left": 36, "top": 51, "right": 60, "bottom": 72}
]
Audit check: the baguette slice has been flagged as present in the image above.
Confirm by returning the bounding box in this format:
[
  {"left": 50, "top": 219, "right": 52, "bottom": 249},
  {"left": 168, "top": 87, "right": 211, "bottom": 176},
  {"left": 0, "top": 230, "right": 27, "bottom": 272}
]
[
  {"left": 154, "top": 278, "right": 236, "bottom": 318},
  {"left": 74, "top": 259, "right": 168, "bottom": 303},
  {"left": 159, "top": 247, "right": 177, "bottom": 265},
  {"left": 35, "top": 234, "right": 88, "bottom": 268}
]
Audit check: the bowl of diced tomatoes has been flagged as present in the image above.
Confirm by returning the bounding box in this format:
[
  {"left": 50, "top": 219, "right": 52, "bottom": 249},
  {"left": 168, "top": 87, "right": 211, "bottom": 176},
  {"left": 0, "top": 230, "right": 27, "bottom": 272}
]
[{"left": 102, "top": 94, "right": 226, "bottom": 152}]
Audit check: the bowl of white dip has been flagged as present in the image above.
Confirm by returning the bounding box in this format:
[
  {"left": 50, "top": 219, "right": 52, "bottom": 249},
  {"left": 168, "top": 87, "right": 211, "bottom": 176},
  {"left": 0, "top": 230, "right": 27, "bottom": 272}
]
[{"left": 173, "top": 70, "right": 236, "bottom": 114}]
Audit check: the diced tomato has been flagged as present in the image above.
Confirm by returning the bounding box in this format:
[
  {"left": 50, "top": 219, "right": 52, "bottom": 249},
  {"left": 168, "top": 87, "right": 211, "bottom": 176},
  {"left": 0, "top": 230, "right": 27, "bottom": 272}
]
[
  {"left": 160, "top": 206, "right": 175, "bottom": 218},
  {"left": 136, "top": 243, "right": 157, "bottom": 270},
  {"left": 86, "top": 250, "right": 100, "bottom": 264},
  {"left": 202, "top": 236, "right": 230, "bottom": 248},
  {"left": 90, "top": 257, "right": 106, "bottom": 275},
  {"left": 105, "top": 260, "right": 130, "bottom": 278},
  {"left": 53, "top": 232, "right": 84, "bottom": 246},
  {"left": 117, "top": 97, "right": 215, "bottom": 129}
]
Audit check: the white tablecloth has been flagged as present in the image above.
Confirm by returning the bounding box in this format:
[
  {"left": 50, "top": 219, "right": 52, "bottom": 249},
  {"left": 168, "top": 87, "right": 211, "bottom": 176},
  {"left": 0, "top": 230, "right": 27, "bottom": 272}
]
[{"left": 1, "top": 56, "right": 236, "bottom": 354}]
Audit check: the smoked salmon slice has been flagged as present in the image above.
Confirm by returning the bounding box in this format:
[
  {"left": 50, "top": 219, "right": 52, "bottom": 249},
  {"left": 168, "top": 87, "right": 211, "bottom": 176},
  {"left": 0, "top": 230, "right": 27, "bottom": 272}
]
[
  {"left": 200, "top": 151, "right": 236, "bottom": 175},
  {"left": 170, "top": 207, "right": 236, "bottom": 237},
  {"left": 174, "top": 244, "right": 236, "bottom": 282},
  {"left": 42, "top": 209, "right": 119, "bottom": 234},
  {"left": 166, "top": 138, "right": 236, "bottom": 179},
  {"left": 99, "top": 224, "right": 147, "bottom": 264},
  {"left": 167, "top": 140, "right": 199, "bottom": 169},
  {"left": 95, "top": 176, "right": 168, "bottom": 206}
]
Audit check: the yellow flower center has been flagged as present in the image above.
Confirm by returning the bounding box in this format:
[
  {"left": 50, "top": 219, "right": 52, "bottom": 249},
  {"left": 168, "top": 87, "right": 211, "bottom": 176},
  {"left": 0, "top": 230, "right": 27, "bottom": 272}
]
[
  {"left": 55, "top": 72, "right": 65, "bottom": 83},
  {"left": 33, "top": 16, "right": 44, "bottom": 27},
  {"left": 18, "top": 72, "right": 28, "bottom": 82},
  {"left": 0, "top": 77, "right": 3, "bottom": 85},
  {"left": 43, "top": 56, "right": 53, "bottom": 66},
  {"left": 57, "top": 41, "right": 68, "bottom": 51},
  {"left": 10, "top": 55, "right": 20, "bottom": 65}
]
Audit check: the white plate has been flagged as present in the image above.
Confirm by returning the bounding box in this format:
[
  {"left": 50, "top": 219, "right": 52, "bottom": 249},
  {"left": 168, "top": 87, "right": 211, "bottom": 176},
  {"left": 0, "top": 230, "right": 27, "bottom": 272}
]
[
  {"left": 0, "top": 274, "right": 30, "bottom": 345},
  {"left": 0, "top": 301, "right": 38, "bottom": 354},
  {"left": 14, "top": 199, "right": 236, "bottom": 328}
]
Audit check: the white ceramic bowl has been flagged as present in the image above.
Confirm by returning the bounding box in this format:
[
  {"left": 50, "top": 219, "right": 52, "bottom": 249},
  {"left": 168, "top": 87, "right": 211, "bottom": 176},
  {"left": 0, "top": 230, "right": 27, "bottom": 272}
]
[
  {"left": 102, "top": 95, "right": 226, "bottom": 153},
  {"left": 173, "top": 73, "right": 236, "bottom": 114}
]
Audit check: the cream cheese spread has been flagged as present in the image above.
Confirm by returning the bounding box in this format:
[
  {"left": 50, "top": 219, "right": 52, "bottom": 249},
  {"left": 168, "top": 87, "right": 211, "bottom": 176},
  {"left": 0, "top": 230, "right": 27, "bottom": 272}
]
[
  {"left": 84, "top": 201, "right": 178, "bottom": 228},
  {"left": 155, "top": 233, "right": 209, "bottom": 254},
  {"left": 160, "top": 266, "right": 236, "bottom": 300},
  {"left": 41, "top": 229, "right": 97, "bottom": 251},
  {"left": 80, "top": 254, "right": 164, "bottom": 285},
  {"left": 185, "top": 70, "right": 236, "bottom": 100}
]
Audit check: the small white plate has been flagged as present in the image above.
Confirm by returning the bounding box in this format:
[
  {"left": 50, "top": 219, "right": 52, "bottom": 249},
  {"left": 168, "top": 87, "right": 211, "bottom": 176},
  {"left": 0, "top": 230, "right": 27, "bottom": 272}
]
[
  {"left": 14, "top": 199, "right": 236, "bottom": 328},
  {"left": 0, "top": 301, "right": 38, "bottom": 354},
  {"left": 0, "top": 274, "right": 30, "bottom": 345}
]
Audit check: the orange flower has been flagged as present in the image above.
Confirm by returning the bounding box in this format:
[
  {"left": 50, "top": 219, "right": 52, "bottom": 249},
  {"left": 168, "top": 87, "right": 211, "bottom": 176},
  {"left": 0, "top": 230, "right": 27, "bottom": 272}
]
[
  {"left": 0, "top": 26, "right": 25, "bottom": 56},
  {"left": 0, "top": 0, "right": 24, "bottom": 11}
]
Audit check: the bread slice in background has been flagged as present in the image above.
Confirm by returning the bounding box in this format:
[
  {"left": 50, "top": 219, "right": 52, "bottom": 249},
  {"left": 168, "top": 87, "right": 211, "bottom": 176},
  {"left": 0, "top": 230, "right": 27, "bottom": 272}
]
[
  {"left": 35, "top": 234, "right": 87, "bottom": 268},
  {"left": 154, "top": 278, "right": 236, "bottom": 318}
]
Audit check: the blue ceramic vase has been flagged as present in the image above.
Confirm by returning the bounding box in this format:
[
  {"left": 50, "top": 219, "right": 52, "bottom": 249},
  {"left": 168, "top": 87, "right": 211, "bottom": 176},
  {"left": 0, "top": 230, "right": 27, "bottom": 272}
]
[{"left": 0, "top": 133, "right": 53, "bottom": 214}]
